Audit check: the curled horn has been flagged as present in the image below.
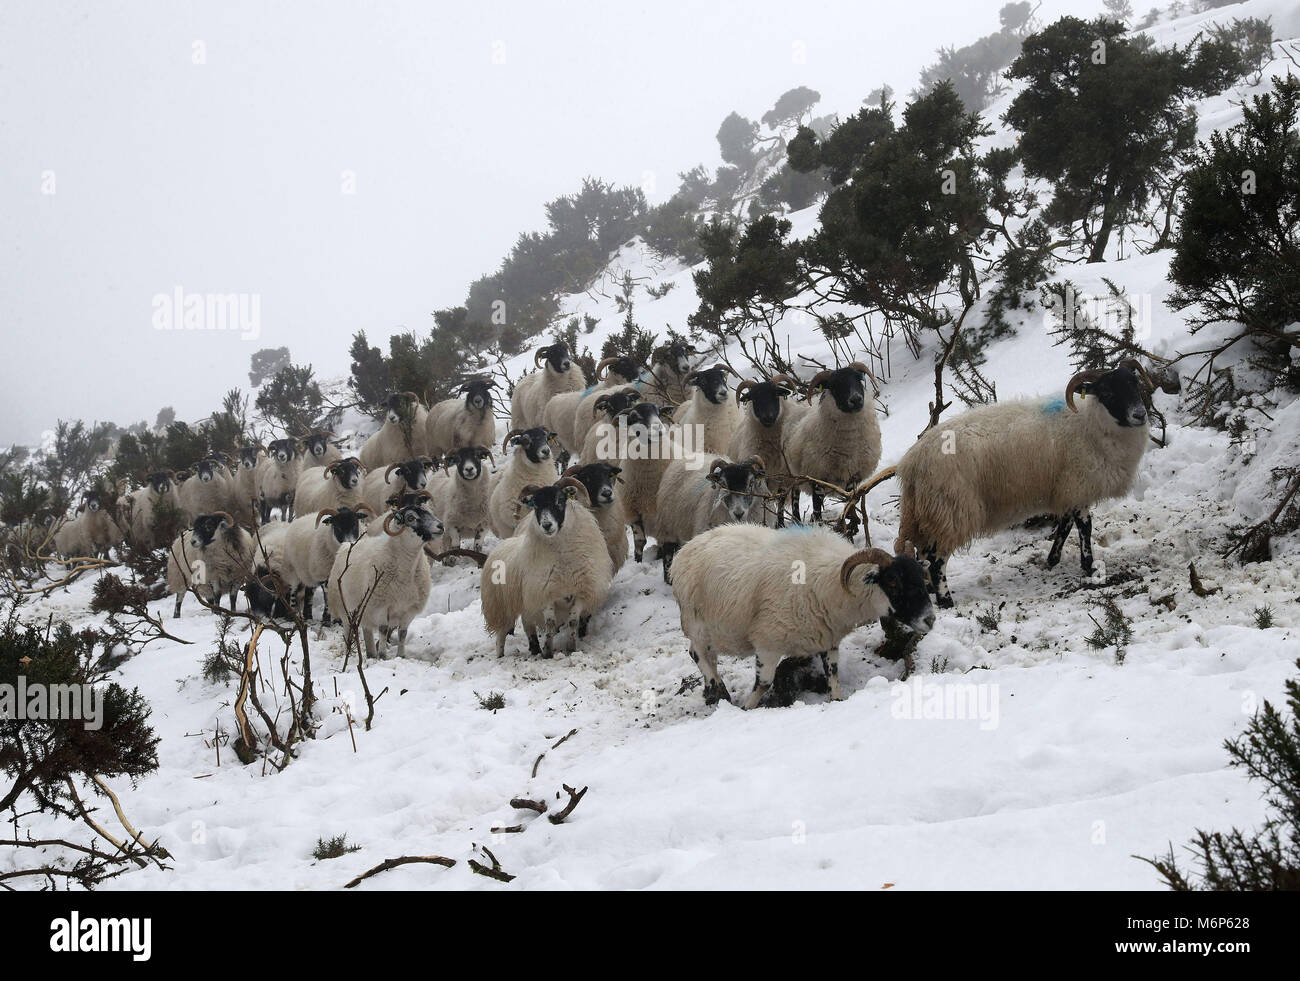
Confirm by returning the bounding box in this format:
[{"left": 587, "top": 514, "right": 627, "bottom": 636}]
[
  {"left": 708, "top": 457, "right": 728, "bottom": 477},
  {"left": 384, "top": 463, "right": 400, "bottom": 484},
  {"left": 557, "top": 476, "right": 590, "bottom": 506},
  {"left": 740, "top": 454, "right": 766, "bottom": 475},
  {"left": 401, "top": 391, "right": 423, "bottom": 406},
  {"left": 593, "top": 394, "right": 611, "bottom": 418},
  {"left": 683, "top": 369, "right": 699, "bottom": 387},
  {"left": 734, "top": 379, "right": 756, "bottom": 405},
  {"left": 1065, "top": 369, "right": 1107, "bottom": 413},
  {"left": 847, "top": 361, "right": 876, "bottom": 385},
  {"left": 517, "top": 483, "right": 543, "bottom": 502},
  {"left": 351, "top": 503, "right": 375, "bottom": 517},
  {"left": 383, "top": 512, "right": 403, "bottom": 536},
  {"left": 1118, "top": 357, "right": 1155, "bottom": 391},
  {"left": 501, "top": 428, "right": 526, "bottom": 454},
  {"left": 770, "top": 373, "right": 801, "bottom": 396},
  {"left": 534, "top": 347, "right": 549, "bottom": 367},
  {"left": 807, "top": 369, "right": 833, "bottom": 395},
  {"left": 595, "top": 357, "right": 619, "bottom": 380},
  {"left": 562, "top": 464, "right": 581, "bottom": 478},
  {"left": 211, "top": 510, "right": 235, "bottom": 529},
  {"left": 325, "top": 461, "right": 341, "bottom": 476},
  {"left": 839, "top": 548, "right": 895, "bottom": 592},
  {"left": 315, "top": 507, "right": 338, "bottom": 528}
]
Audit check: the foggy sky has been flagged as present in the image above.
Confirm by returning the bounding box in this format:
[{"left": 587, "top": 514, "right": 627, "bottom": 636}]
[{"left": 0, "top": 0, "right": 1101, "bottom": 447}]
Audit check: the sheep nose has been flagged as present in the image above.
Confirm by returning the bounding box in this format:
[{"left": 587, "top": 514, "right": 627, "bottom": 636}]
[{"left": 922, "top": 612, "right": 936, "bottom": 631}]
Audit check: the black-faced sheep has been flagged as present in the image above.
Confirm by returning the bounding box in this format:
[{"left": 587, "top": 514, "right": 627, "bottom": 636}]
[
  {"left": 426, "top": 377, "right": 498, "bottom": 458},
  {"left": 487, "top": 427, "right": 557, "bottom": 539},
  {"left": 426, "top": 445, "right": 493, "bottom": 560},
  {"left": 653, "top": 454, "right": 768, "bottom": 582},
  {"left": 510, "top": 343, "right": 586, "bottom": 431},
  {"left": 563, "top": 462, "right": 629, "bottom": 576},
  {"left": 166, "top": 511, "right": 256, "bottom": 617},
  {"left": 728, "top": 375, "right": 804, "bottom": 525},
  {"left": 294, "top": 456, "right": 366, "bottom": 515},
  {"left": 359, "top": 392, "right": 430, "bottom": 472},
  {"left": 673, "top": 364, "right": 739, "bottom": 455}
]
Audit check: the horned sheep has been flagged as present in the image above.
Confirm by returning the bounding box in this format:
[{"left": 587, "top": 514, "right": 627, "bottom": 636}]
[
  {"left": 487, "top": 427, "right": 557, "bottom": 539},
  {"left": 510, "top": 343, "right": 586, "bottom": 431}
]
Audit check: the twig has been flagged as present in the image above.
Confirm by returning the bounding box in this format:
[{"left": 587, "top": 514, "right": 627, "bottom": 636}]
[
  {"left": 343, "top": 854, "right": 456, "bottom": 889},
  {"left": 547, "top": 784, "right": 589, "bottom": 825}
]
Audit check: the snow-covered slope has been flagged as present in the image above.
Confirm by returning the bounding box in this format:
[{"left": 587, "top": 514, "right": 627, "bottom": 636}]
[{"left": 7, "top": 0, "right": 1299, "bottom": 890}]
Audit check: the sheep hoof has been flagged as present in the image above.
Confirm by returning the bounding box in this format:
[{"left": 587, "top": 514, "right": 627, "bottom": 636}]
[
  {"left": 703, "top": 680, "right": 731, "bottom": 706},
  {"left": 936, "top": 593, "right": 954, "bottom": 610}
]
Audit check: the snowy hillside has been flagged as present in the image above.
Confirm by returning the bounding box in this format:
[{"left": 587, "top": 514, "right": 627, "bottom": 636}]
[{"left": 6, "top": 0, "right": 1300, "bottom": 891}]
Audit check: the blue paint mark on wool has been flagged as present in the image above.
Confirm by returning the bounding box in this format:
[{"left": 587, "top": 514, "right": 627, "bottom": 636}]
[{"left": 1041, "top": 397, "right": 1066, "bottom": 415}]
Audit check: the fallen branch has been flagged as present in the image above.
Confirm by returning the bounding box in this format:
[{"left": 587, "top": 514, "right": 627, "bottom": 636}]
[
  {"left": 510, "top": 797, "right": 548, "bottom": 814},
  {"left": 468, "top": 844, "right": 516, "bottom": 882},
  {"left": 547, "top": 784, "right": 589, "bottom": 825},
  {"left": 343, "top": 854, "right": 456, "bottom": 889}
]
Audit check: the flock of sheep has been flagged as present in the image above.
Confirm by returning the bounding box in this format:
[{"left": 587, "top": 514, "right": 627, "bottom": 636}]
[{"left": 40, "top": 338, "right": 1157, "bottom": 710}]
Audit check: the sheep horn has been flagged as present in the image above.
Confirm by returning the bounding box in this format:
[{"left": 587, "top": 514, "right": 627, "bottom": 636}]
[
  {"left": 596, "top": 357, "right": 619, "bottom": 380},
  {"left": 734, "top": 379, "right": 756, "bottom": 405},
  {"left": 708, "top": 458, "right": 728, "bottom": 476},
  {"left": 383, "top": 512, "right": 403, "bottom": 536},
  {"left": 593, "top": 395, "right": 611, "bottom": 418},
  {"left": 384, "top": 463, "right": 400, "bottom": 484},
  {"left": 839, "top": 548, "right": 895, "bottom": 592},
  {"left": 557, "top": 476, "right": 590, "bottom": 507},
  {"left": 477, "top": 447, "right": 494, "bottom": 462},
  {"left": 683, "top": 370, "right": 699, "bottom": 387},
  {"left": 562, "top": 464, "right": 582, "bottom": 478},
  {"left": 502, "top": 428, "right": 526, "bottom": 453},
  {"left": 741, "top": 455, "right": 766, "bottom": 475},
  {"left": 325, "top": 461, "right": 340, "bottom": 476},
  {"left": 1118, "top": 358, "right": 1156, "bottom": 391},
  {"left": 211, "top": 510, "right": 235, "bottom": 528},
  {"left": 517, "top": 483, "right": 543, "bottom": 502},
  {"left": 847, "top": 361, "right": 876, "bottom": 385},
  {"left": 402, "top": 391, "right": 423, "bottom": 405},
  {"left": 534, "top": 347, "right": 548, "bottom": 367},
  {"left": 807, "top": 370, "right": 833, "bottom": 394},
  {"left": 315, "top": 508, "right": 338, "bottom": 528},
  {"left": 1065, "top": 369, "right": 1107, "bottom": 413},
  {"left": 351, "top": 503, "right": 375, "bottom": 517},
  {"left": 770, "top": 373, "right": 801, "bottom": 395}
]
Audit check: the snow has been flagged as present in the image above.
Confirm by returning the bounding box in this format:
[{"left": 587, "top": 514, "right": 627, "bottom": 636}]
[{"left": 7, "top": 0, "right": 1299, "bottom": 891}]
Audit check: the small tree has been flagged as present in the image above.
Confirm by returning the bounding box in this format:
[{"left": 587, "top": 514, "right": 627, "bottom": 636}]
[
  {"left": 248, "top": 346, "right": 291, "bottom": 388},
  {"left": 255, "top": 364, "right": 324, "bottom": 435}
]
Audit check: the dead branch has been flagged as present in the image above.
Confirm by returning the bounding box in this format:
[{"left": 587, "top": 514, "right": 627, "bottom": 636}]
[
  {"left": 510, "top": 797, "right": 548, "bottom": 814},
  {"left": 547, "top": 784, "right": 589, "bottom": 825},
  {"left": 343, "top": 854, "right": 456, "bottom": 889},
  {"left": 468, "top": 843, "right": 516, "bottom": 882}
]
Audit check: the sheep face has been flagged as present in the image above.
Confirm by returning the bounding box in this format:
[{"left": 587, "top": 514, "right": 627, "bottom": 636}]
[
  {"left": 706, "top": 460, "right": 767, "bottom": 522},
  {"left": 620, "top": 403, "right": 668, "bottom": 447},
  {"left": 147, "top": 472, "right": 173, "bottom": 495},
  {"left": 382, "top": 391, "right": 420, "bottom": 424},
  {"left": 302, "top": 432, "right": 334, "bottom": 462},
  {"left": 326, "top": 457, "right": 364, "bottom": 490},
  {"left": 384, "top": 458, "right": 431, "bottom": 492},
  {"left": 810, "top": 365, "right": 868, "bottom": 414},
  {"left": 507, "top": 427, "right": 554, "bottom": 464},
  {"left": 520, "top": 483, "right": 583, "bottom": 537},
  {"left": 444, "top": 446, "right": 491, "bottom": 481},
  {"left": 656, "top": 339, "right": 695, "bottom": 376},
  {"left": 322, "top": 507, "right": 367, "bottom": 545},
  {"left": 737, "top": 380, "right": 793, "bottom": 428},
  {"left": 237, "top": 447, "right": 261, "bottom": 470},
  {"left": 602, "top": 356, "right": 640, "bottom": 384},
  {"left": 83, "top": 491, "right": 103, "bottom": 513},
  {"left": 595, "top": 388, "right": 640, "bottom": 420},
  {"left": 536, "top": 343, "right": 573, "bottom": 374},
  {"left": 190, "top": 512, "right": 233, "bottom": 549},
  {"left": 686, "top": 365, "right": 731, "bottom": 406},
  {"left": 845, "top": 553, "right": 934, "bottom": 635},
  {"left": 1073, "top": 364, "right": 1148, "bottom": 429},
  {"left": 268, "top": 439, "right": 297, "bottom": 464},
  {"left": 571, "top": 463, "right": 621, "bottom": 507},
  {"left": 388, "top": 503, "right": 443, "bottom": 542},
  {"left": 194, "top": 457, "right": 224, "bottom": 483},
  {"left": 461, "top": 378, "right": 495, "bottom": 411}
]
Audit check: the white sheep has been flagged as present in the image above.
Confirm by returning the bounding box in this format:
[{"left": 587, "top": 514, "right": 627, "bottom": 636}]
[
  {"left": 671, "top": 524, "right": 935, "bottom": 708},
  {"left": 870, "top": 360, "right": 1153, "bottom": 607},
  {"left": 359, "top": 456, "right": 433, "bottom": 517},
  {"left": 358, "top": 392, "right": 430, "bottom": 472},
  {"left": 672, "top": 364, "right": 739, "bottom": 455},
  {"left": 426, "top": 445, "right": 493, "bottom": 560},
  {"left": 480, "top": 477, "right": 612, "bottom": 656},
  {"left": 231, "top": 446, "right": 265, "bottom": 528},
  {"left": 125, "top": 471, "right": 183, "bottom": 550},
  {"left": 653, "top": 454, "right": 768, "bottom": 582},
  {"left": 166, "top": 511, "right": 256, "bottom": 618},
  {"left": 645, "top": 338, "right": 699, "bottom": 406},
  {"left": 562, "top": 462, "right": 629, "bottom": 576},
  {"left": 275, "top": 505, "right": 373, "bottom": 623},
  {"left": 781, "top": 362, "right": 881, "bottom": 524},
  {"left": 179, "top": 456, "right": 235, "bottom": 524},
  {"left": 294, "top": 456, "right": 366, "bottom": 515},
  {"left": 326, "top": 500, "right": 444, "bottom": 659},
  {"left": 256, "top": 438, "right": 305, "bottom": 524},
  {"left": 571, "top": 356, "right": 643, "bottom": 454},
  {"left": 426, "top": 378, "right": 498, "bottom": 458},
  {"left": 510, "top": 342, "right": 586, "bottom": 431},
  {"left": 579, "top": 387, "right": 643, "bottom": 464},
  {"left": 728, "top": 374, "right": 804, "bottom": 525},
  {"left": 605, "top": 401, "right": 682, "bottom": 562},
  {"left": 300, "top": 430, "right": 343, "bottom": 471},
  {"left": 487, "top": 427, "right": 558, "bottom": 539}
]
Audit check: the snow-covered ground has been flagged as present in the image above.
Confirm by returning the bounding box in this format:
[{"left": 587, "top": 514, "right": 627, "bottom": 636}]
[{"left": 7, "top": 0, "right": 1299, "bottom": 890}]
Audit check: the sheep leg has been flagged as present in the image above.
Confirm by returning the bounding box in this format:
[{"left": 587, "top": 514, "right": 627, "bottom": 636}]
[
  {"left": 227, "top": 587, "right": 238, "bottom": 611},
  {"left": 632, "top": 518, "right": 646, "bottom": 563},
  {"left": 775, "top": 494, "right": 787, "bottom": 529},
  {"left": 1074, "top": 509, "right": 1094, "bottom": 574},
  {"left": 789, "top": 487, "right": 802, "bottom": 523},
  {"left": 819, "top": 650, "right": 843, "bottom": 701},
  {"left": 1046, "top": 513, "right": 1074, "bottom": 568},
  {"left": 923, "top": 545, "right": 953, "bottom": 609},
  {"left": 302, "top": 585, "right": 315, "bottom": 621},
  {"left": 578, "top": 614, "right": 591, "bottom": 638},
  {"left": 541, "top": 605, "right": 558, "bottom": 658},
  {"left": 396, "top": 626, "right": 408, "bottom": 659},
  {"left": 563, "top": 610, "right": 579, "bottom": 654},
  {"left": 173, "top": 593, "right": 183, "bottom": 619},
  {"left": 362, "top": 627, "right": 377, "bottom": 660},
  {"left": 743, "top": 650, "right": 781, "bottom": 709},
  {"left": 690, "top": 646, "right": 731, "bottom": 706},
  {"left": 660, "top": 542, "right": 679, "bottom": 583},
  {"left": 526, "top": 627, "right": 542, "bottom": 656}
]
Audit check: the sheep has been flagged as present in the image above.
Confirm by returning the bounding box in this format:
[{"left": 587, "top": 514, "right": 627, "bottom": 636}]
[
  {"left": 728, "top": 375, "right": 804, "bottom": 525},
  {"left": 672, "top": 364, "right": 739, "bottom": 455},
  {"left": 653, "top": 454, "right": 768, "bottom": 582},
  {"left": 272, "top": 504, "right": 373, "bottom": 623},
  {"left": 125, "top": 471, "right": 183, "bottom": 550},
  {"left": 300, "top": 430, "right": 343, "bottom": 471},
  {"left": 359, "top": 392, "right": 429, "bottom": 472},
  {"left": 487, "top": 427, "right": 558, "bottom": 539},
  {"left": 179, "top": 455, "right": 236, "bottom": 523},
  {"left": 605, "top": 401, "right": 685, "bottom": 562},
  {"left": 326, "top": 499, "right": 444, "bottom": 659},
  {"left": 165, "top": 511, "right": 256, "bottom": 618},
  {"left": 256, "top": 438, "right": 304, "bottom": 524},
  {"left": 579, "top": 387, "right": 643, "bottom": 463},
  {"left": 480, "top": 477, "right": 612, "bottom": 657},
  {"left": 359, "top": 456, "right": 434, "bottom": 517},
  {"left": 426, "top": 377, "right": 498, "bottom": 458},
  {"left": 671, "top": 524, "right": 935, "bottom": 708},
  {"left": 782, "top": 362, "right": 881, "bottom": 524},
  {"left": 645, "top": 338, "right": 700, "bottom": 406},
  {"left": 52, "top": 490, "right": 123, "bottom": 560},
  {"left": 871, "top": 360, "right": 1153, "bottom": 608},
  {"left": 426, "top": 445, "right": 494, "bottom": 560},
  {"left": 231, "top": 445, "right": 265, "bottom": 527},
  {"left": 510, "top": 342, "right": 586, "bottom": 431},
  {"left": 562, "top": 462, "right": 629, "bottom": 576},
  {"left": 571, "top": 356, "right": 643, "bottom": 454},
  {"left": 293, "top": 456, "right": 366, "bottom": 515}
]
